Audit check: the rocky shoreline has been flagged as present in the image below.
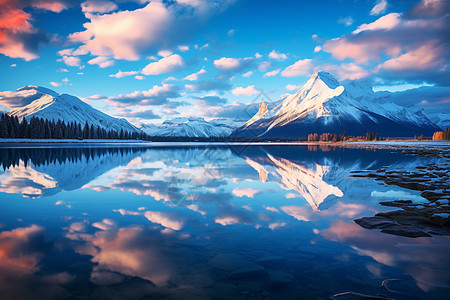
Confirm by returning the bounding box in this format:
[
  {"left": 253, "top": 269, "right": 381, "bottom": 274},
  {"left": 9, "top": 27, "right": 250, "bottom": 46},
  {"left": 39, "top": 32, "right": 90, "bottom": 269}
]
[{"left": 348, "top": 143, "right": 450, "bottom": 238}]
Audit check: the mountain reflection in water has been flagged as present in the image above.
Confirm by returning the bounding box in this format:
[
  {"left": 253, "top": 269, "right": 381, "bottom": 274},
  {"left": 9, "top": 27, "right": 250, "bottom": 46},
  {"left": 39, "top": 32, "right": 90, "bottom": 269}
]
[{"left": 0, "top": 145, "right": 448, "bottom": 299}]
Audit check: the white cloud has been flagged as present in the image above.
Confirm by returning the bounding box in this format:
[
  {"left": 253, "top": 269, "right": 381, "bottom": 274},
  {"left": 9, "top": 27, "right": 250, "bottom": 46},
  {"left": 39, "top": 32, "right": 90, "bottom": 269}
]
[
  {"left": 10, "top": 64, "right": 16, "bottom": 67},
  {"left": 314, "top": 45, "right": 322, "bottom": 53},
  {"left": 88, "top": 56, "right": 115, "bottom": 68},
  {"left": 338, "top": 16, "right": 354, "bottom": 26},
  {"left": 281, "top": 59, "right": 314, "bottom": 77},
  {"left": 370, "top": 0, "right": 388, "bottom": 15},
  {"left": 227, "top": 29, "right": 235, "bottom": 36},
  {"left": 109, "top": 70, "right": 139, "bottom": 78},
  {"left": 81, "top": 0, "right": 118, "bottom": 14},
  {"left": 183, "top": 68, "right": 206, "bottom": 81},
  {"left": 232, "top": 85, "right": 260, "bottom": 96},
  {"left": 268, "top": 50, "right": 287, "bottom": 60},
  {"left": 258, "top": 61, "right": 271, "bottom": 71},
  {"left": 59, "top": 56, "right": 81, "bottom": 67},
  {"left": 214, "top": 57, "right": 241, "bottom": 71},
  {"left": 50, "top": 82, "right": 62, "bottom": 87},
  {"left": 69, "top": 1, "right": 233, "bottom": 61},
  {"left": 135, "top": 75, "right": 144, "bottom": 80},
  {"left": 254, "top": 52, "right": 262, "bottom": 58},
  {"left": 144, "top": 211, "right": 183, "bottom": 231},
  {"left": 263, "top": 69, "right": 281, "bottom": 77},
  {"left": 158, "top": 50, "right": 173, "bottom": 57},
  {"left": 141, "top": 54, "right": 185, "bottom": 75},
  {"left": 232, "top": 188, "right": 261, "bottom": 198},
  {"left": 200, "top": 43, "right": 209, "bottom": 49},
  {"left": 178, "top": 45, "right": 189, "bottom": 52},
  {"left": 286, "top": 84, "right": 301, "bottom": 91},
  {"left": 242, "top": 71, "right": 253, "bottom": 77},
  {"left": 57, "top": 48, "right": 74, "bottom": 56}
]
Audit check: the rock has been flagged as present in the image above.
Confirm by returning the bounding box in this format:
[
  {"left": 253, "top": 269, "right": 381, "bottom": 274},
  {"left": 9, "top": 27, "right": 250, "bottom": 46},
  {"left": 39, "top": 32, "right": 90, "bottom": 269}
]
[
  {"left": 256, "top": 255, "right": 285, "bottom": 268},
  {"left": 208, "top": 253, "right": 249, "bottom": 272},
  {"left": 268, "top": 270, "right": 294, "bottom": 286},
  {"left": 421, "top": 191, "right": 444, "bottom": 202},
  {"left": 330, "top": 291, "right": 392, "bottom": 300},
  {"left": 354, "top": 217, "right": 397, "bottom": 229},
  {"left": 228, "top": 264, "right": 265, "bottom": 280},
  {"left": 379, "top": 200, "right": 414, "bottom": 207},
  {"left": 380, "top": 225, "right": 431, "bottom": 238}
]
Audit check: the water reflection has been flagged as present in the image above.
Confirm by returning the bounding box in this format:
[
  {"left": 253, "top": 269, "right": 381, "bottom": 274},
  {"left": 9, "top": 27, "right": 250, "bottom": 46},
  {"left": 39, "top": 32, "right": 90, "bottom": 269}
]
[{"left": 0, "top": 145, "right": 449, "bottom": 299}]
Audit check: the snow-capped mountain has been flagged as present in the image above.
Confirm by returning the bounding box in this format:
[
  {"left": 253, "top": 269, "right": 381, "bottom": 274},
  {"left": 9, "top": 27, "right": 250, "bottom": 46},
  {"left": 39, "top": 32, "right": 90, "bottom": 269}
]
[
  {"left": 231, "top": 71, "right": 441, "bottom": 138},
  {"left": 7, "top": 86, "right": 139, "bottom": 133},
  {"left": 138, "top": 117, "right": 241, "bottom": 138},
  {"left": 428, "top": 113, "right": 450, "bottom": 130}
]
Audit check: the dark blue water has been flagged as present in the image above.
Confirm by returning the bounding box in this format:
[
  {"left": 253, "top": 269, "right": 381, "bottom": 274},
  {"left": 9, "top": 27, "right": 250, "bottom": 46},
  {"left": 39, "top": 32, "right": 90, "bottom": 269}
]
[{"left": 0, "top": 144, "right": 449, "bottom": 299}]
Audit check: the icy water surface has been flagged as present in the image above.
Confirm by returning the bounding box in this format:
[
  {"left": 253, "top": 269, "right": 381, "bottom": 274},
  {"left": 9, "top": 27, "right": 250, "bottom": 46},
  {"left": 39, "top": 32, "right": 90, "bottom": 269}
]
[{"left": 0, "top": 144, "right": 449, "bottom": 299}]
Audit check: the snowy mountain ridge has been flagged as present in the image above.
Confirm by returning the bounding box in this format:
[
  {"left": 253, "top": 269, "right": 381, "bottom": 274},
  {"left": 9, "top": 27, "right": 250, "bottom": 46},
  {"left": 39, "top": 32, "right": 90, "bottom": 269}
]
[
  {"left": 232, "top": 71, "right": 442, "bottom": 138},
  {"left": 7, "top": 86, "right": 139, "bottom": 133}
]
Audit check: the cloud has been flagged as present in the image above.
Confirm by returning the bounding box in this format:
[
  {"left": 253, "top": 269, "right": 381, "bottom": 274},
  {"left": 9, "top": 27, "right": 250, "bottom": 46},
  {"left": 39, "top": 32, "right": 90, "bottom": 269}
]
[
  {"left": 183, "top": 67, "right": 206, "bottom": 81},
  {"left": 322, "top": 8, "right": 450, "bottom": 85},
  {"left": 268, "top": 50, "right": 287, "bottom": 60},
  {"left": 50, "top": 82, "right": 62, "bottom": 87},
  {"left": 144, "top": 211, "right": 183, "bottom": 230},
  {"left": 338, "top": 16, "right": 354, "bottom": 26},
  {"left": 227, "top": 28, "right": 235, "bottom": 36},
  {"left": 81, "top": 0, "right": 118, "bottom": 14},
  {"left": 407, "top": 0, "right": 449, "bottom": 18},
  {"left": 281, "top": 205, "right": 311, "bottom": 222},
  {"left": 258, "top": 61, "right": 271, "bottom": 71},
  {"left": 232, "top": 188, "right": 261, "bottom": 198},
  {"left": 232, "top": 85, "right": 260, "bottom": 96},
  {"left": 177, "top": 45, "right": 189, "bottom": 51},
  {"left": 370, "top": 0, "right": 388, "bottom": 15},
  {"left": 314, "top": 45, "right": 322, "bottom": 53},
  {"left": 321, "top": 62, "right": 370, "bottom": 81},
  {"left": 141, "top": 54, "right": 184, "bottom": 75},
  {"left": 88, "top": 56, "right": 114, "bottom": 68},
  {"left": 286, "top": 84, "right": 301, "bottom": 91},
  {"left": 263, "top": 69, "right": 281, "bottom": 77},
  {"left": 214, "top": 57, "right": 240, "bottom": 70},
  {"left": 281, "top": 59, "right": 314, "bottom": 77},
  {"left": 0, "top": 0, "right": 70, "bottom": 60},
  {"left": 194, "top": 95, "right": 227, "bottom": 106},
  {"left": 121, "top": 109, "right": 160, "bottom": 120},
  {"left": 109, "top": 70, "right": 139, "bottom": 78},
  {"left": 0, "top": 225, "right": 49, "bottom": 276},
  {"left": 106, "top": 84, "right": 181, "bottom": 107},
  {"left": 387, "top": 85, "right": 450, "bottom": 112},
  {"left": 242, "top": 71, "right": 253, "bottom": 77},
  {"left": 185, "top": 80, "right": 232, "bottom": 92},
  {"left": 58, "top": 55, "right": 81, "bottom": 67},
  {"left": 69, "top": 1, "right": 235, "bottom": 61}
]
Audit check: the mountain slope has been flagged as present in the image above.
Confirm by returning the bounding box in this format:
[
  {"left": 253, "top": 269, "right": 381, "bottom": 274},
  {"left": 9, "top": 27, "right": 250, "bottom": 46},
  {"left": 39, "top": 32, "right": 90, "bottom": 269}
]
[
  {"left": 8, "top": 86, "right": 139, "bottom": 133},
  {"left": 231, "top": 71, "right": 441, "bottom": 138}
]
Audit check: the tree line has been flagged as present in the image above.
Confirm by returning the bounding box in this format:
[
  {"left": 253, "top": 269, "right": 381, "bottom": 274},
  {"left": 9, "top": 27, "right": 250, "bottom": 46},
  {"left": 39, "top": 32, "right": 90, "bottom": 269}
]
[
  {"left": 0, "top": 113, "right": 148, "bottom": 140},
  {"left": 307, "top": 131, "right": 379, "bottom": 142},
  {"left": 432, "top": 127, "right": 450, "bottom": 140}
]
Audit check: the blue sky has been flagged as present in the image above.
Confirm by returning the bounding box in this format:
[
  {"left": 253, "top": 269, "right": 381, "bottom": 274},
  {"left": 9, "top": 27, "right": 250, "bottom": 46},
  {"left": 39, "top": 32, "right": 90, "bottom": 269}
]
[{"left": 0, "top": 0, "right": 449, "bottom": 124}]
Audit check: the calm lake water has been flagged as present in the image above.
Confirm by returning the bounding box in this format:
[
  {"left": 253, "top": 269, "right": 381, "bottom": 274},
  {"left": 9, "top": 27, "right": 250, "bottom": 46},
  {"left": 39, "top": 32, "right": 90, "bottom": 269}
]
[{"left": 0, "top": 144, "right": 449, "bottom": 299}]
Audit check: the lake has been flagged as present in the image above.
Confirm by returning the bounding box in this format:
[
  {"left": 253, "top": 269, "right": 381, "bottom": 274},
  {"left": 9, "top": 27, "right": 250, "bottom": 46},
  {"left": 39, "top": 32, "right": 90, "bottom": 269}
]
[{"left": 0, "top": 144, "right": 449, "bottom": 299}]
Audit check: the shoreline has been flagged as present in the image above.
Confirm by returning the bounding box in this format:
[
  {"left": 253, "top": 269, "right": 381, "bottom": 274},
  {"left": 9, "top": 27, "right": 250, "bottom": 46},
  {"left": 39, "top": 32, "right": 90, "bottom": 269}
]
[{"left": 1, "top": 138, "right": 450, "bottom": 147}]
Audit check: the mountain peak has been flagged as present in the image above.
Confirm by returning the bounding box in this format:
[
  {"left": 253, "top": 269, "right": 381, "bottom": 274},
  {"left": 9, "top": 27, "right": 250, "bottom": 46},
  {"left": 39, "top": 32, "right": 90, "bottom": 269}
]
[
  {"left": 310, "top": 70, "right": 340, "bottom": 89},
  {"left": 16, "top": 85, "right": 59, "bottom": 97}
]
